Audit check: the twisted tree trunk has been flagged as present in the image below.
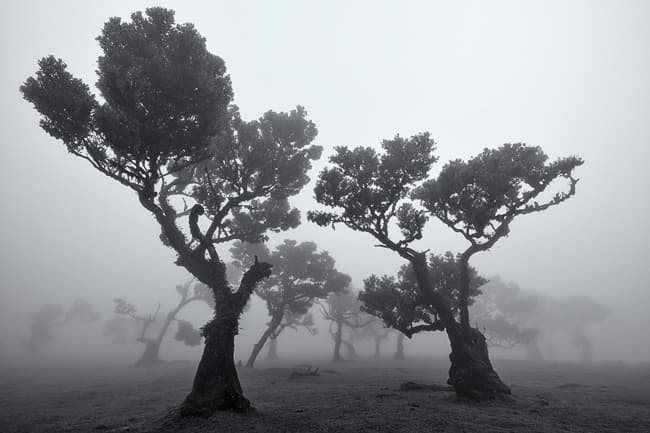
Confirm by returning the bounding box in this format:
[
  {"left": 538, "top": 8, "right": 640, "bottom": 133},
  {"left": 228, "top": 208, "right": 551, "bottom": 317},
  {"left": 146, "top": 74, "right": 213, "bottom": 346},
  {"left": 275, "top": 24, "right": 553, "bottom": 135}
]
[
  {"left": 411, "top": 254, "right": 510, "bottom": 400},
  {"left": 178, "top": 258, "right": 272, "bottom": 416}
]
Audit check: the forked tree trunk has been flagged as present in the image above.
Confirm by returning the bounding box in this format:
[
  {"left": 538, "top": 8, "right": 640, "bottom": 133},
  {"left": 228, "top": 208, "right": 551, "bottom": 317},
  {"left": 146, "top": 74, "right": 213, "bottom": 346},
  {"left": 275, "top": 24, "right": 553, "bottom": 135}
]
[
  {"left": 411, "top": 254, "right": 511, "bottom": 400},
  {"left": 134, "top": 309, "right": 178, "bottom": 367},
  {"left": 180, "top": 302, "right": 249, "bottom": 416},
  {"left": 266, "top": 337, "right": 279, "bottom": 360},
  {"left": 394, "top": 332, "right": 405, "bottom": 360}
]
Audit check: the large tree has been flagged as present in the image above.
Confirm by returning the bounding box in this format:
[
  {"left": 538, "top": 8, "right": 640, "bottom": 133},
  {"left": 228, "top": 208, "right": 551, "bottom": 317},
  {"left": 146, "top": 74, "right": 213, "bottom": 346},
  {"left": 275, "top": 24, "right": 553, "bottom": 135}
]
[
  {"left": 231, "top": 239, "right": 350, "bottom": 368},
  {"left": 361, "top": 252, "right": 484, "bottom": 339},
  {"left": 310, "top": 135, "right": 582, "bottom": 399},
  {"left": 21, "top": 8, "right": 321, "bottom": 415},
  {"left": 113, "top": 280, "right": 213, "bottom": 366}
]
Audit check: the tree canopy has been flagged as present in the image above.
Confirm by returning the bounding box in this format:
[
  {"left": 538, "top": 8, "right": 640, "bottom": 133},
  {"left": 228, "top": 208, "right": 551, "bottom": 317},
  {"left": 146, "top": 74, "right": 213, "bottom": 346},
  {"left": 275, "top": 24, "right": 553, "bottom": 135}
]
[{"left": 361, "top": 252, "right": 485, "bottom": 337}]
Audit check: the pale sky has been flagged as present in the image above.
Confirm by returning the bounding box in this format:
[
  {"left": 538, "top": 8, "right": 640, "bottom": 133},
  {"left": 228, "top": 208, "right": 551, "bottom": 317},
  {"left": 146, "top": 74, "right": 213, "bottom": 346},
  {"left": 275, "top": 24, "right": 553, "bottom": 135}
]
[{"left": 1, "top": 1, "right": 648, "bottom": 361}]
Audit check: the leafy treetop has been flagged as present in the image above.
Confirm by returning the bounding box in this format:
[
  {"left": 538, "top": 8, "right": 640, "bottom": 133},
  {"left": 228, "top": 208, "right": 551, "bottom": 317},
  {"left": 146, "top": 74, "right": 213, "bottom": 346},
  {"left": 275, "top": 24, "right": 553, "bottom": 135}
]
[
  {"left": 309, "top": 133, "right": 436, "bottom": 259},
  {"left": 230, "top": 239, "right": 350, "bottom": 319},
  {"left": 21, "top": 7, "right": 322, "bottom": 282},
  {"left": 415, "top": 143, "right": 584, "bottom": 249}
]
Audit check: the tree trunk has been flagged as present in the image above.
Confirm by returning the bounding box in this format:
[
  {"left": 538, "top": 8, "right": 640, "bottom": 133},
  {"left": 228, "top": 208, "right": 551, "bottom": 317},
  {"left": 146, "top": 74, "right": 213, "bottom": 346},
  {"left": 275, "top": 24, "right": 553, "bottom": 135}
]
[
  {"left": 180, "top": 301, "right": 250, "bottom": 416},
  {"left": 246, "top": 313, "right": 282, "bottom": 368},
  {"left": 411, "top": 253, "right": 511, "bottom": 400},
  {"left": 135, "top": 340, "right": 162, "bottom": 366},
  {"left": 332, "top": 319, "right": 344, "bottom": 362},
  {"left": 266, "top": 337, "right": 279, "bottom": 360},
  {"left": 445, "top": 323, "right": 511, "bottom": 400},
  {"left": 373, "top": 337, "right": 381, "bottom": 358},
  {"left": 525, "top": 339, "right": 543, "bottom": 362},
  {"left": 394, "top": 332, "right": 405, "bottom": 360},
  {"left": 342, "top": 339, "right": 357, "bottom": 359}
]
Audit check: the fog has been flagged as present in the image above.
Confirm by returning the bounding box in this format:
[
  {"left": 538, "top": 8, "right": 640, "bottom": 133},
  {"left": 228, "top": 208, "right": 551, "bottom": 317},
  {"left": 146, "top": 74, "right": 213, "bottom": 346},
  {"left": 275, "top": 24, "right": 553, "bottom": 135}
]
[{"left": 1, "top": 0, "right": 648, "bottom": 370}]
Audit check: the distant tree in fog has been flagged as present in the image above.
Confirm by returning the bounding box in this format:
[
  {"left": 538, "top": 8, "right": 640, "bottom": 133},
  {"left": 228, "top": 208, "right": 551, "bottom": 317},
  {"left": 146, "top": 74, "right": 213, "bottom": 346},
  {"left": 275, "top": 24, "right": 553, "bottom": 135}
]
[
  {"left": 21, "top": 7, "right": 321, "bottom": 416},
  {"left": 349, "top": 317, "right": 392, "bottom": 358},
  {"left": 265, "top": 311, "right": 319, "bottom": 361},
  {"left": 28, "top": 298, "right": 100, "bottom": 353},
  {"left": 231, "top": 239, "right": 350, "bottom": 368},
  {"left": 320, "top": 291, "right": 373, "bottom": 362},
  {"left": 113, "top": 280, "right": 213, "bottom": 366},
  {"left": 310, "top": 136, "right": 582, "bottom": 399},
  {"left": 551, "top": 295, "right": 610, "bottom": 363},
  {"left": 473, "top": 276, "right": 610, "bottom": 363},
  {"left": 471, "top": 276, "right": 544, "bottom": 360}
]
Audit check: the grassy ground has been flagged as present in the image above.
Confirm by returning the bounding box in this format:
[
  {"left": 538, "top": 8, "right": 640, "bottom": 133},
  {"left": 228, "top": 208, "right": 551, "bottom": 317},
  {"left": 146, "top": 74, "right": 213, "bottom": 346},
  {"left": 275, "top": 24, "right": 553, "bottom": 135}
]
[{"left": 1, "top": 356, "right": 649, "bottom": 432}]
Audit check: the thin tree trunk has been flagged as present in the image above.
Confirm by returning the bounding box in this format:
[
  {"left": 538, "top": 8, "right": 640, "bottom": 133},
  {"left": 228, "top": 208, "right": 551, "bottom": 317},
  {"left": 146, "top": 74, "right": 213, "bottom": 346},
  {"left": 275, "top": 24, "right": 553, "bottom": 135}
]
[
  {"left": 332, "top": 319, "right": 343, "bottom": 362},
  {"left": 266, "top": 337, "right": 279, "bottom": 360},
  {"left": 394, "top": 332, "right": 405, "bottom": 360},
  {"left": 342, "top": 339, "right": 357, "bottom": 358},
  {"left": 134, "top": 300, "right": 187, "bottom": 366},
  {"left": 373, "top": 337, "right": 381, "bottom": 358},
  {"left": 246, "top": 313, "right": 282, "bottom": 368}
]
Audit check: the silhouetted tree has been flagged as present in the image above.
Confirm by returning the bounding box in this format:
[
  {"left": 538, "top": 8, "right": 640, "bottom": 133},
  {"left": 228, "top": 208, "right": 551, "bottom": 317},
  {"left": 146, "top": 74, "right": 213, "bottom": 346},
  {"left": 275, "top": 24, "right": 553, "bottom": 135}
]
[
  {"left": 361, "top": 252, "right": 484, "bottom": 337},
  {"left": 28, "top": 304, "right": 63, "bottom": 353},
  {"left": 28, "top": 298, "right": 100, "bottom": 353},
  {"left": 554, "top": 295, "right": 610, "bottom": 363},
  {"left": 231, "top": 239, "right": 349, "bottom": 368},
  {"left": 320, "top": 291, "right": 373, "bottom": 361},
  {"left": 21, "top": 7, "right": 320, "bottom": 415},
  {"left": 114, "top": 280, "right": 213, "bottom": 366},
  {"left": 310, "top": 135, "right": 582, "bottom": 399},
  {"left": 265, "top": 311, "right": 318, "bottom": 360}
]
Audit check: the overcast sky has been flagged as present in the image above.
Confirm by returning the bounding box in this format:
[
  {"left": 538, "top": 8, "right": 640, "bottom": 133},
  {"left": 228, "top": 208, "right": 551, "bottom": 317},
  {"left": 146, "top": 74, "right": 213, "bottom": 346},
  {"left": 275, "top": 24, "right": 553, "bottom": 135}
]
[{"left": 1, "top": 0, "right": 648, "bottom": 361}]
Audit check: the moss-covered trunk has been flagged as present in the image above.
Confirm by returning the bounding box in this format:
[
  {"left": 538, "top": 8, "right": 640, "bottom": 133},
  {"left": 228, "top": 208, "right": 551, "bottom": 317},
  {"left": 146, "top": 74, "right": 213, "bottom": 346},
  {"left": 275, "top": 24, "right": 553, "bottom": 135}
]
[
  {"left": 180, "top": 300, "right": 249, "bottom": 416},
  {"left": 411, "top": 253, "right": 510, "bottom": 400}
]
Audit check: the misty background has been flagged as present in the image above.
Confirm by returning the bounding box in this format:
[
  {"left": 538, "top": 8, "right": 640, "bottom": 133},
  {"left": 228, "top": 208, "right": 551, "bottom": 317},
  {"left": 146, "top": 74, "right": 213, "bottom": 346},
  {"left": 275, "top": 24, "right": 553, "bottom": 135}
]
[{"left": 0, "top": 0, "right": 648, "bottom": 364}]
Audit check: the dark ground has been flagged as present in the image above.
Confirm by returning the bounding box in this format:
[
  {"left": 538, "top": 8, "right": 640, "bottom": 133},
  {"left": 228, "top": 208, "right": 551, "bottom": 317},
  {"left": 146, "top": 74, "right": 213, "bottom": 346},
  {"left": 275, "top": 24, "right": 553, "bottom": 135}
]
[{"left": 1, "top": 356, "right": 649, "bottom": 432}]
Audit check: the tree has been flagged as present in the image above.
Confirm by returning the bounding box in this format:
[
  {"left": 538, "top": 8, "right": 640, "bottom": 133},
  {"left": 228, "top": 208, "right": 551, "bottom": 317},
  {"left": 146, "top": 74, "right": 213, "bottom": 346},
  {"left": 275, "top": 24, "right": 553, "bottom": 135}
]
[
  {"left": 21, "top": 8, "right": 321, "bottom": 415},
  {"left": 28, "top": 298, "right": 100, "bottom": 353},
  {"left": 310, "top": 135, "right": 582, "bottom": 399},
  {"left": 113, "top": 280, "right": 213, "bottom": 366},
  {"left": 394, "top": 332, "right": 406, "bottom": 360},
  {"left": 551, "top": 295, "right": 610, "bottom": 363},
  {"left": 471, "top": 276, "right": 544, "bottom": 360},
  {"left": 265, "top": 311, "right": 318, "bottom": 361},
  {"left": 319, "top": 291, "right": 373, "bottom": 361},
  {"left": 361, "top": 252, "right": 484, "bottom": 339},
  {"left": 231, "top": 239, "right": 350, "bottom": 368}
]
